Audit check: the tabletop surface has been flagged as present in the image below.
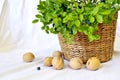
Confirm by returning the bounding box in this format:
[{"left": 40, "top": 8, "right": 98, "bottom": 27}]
[
  {"left": 0, "top": 0, "right": 120, "bottom": 80},
  {"left": 0, "top": 36, "right": 120, "bottom": 80}
]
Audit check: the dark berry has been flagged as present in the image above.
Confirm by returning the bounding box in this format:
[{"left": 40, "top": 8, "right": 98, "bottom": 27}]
[
  {"left": 88, "top": 21, "right": 91, "bottom": 26},
  {"left": 69, "top": 30, "right": 73, "bottom": 34},
  {"left": 112, "top": 6, "right": 116, "bottom": 10},
  {"left": 50, "top": 19, "right": 53, "bottom": 22},
  {"left": 57, "top": 14, "right": 61, "bottom": 17},
  {"left": 54, "top": 28, "right": 57, "bottom": 31},
  {"left": 78, "top": 6, "right": 82, "bottom": 9},
  {"left": 100, "top": 0, "right": 105, "bottom": 2},
  {"left": 37, "top": 67, "right": 41, "bottom": 70},
  {"left": 61, "top": 4, "right": 67, "bottom": 11}
]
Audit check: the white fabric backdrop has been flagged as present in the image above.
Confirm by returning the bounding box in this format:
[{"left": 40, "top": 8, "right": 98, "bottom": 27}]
[
  {"left": 0, "top": 0, "right": 120, "bottom": 80},
  {"left": 0, "top": 0, "right": 60, "bottom": 56}
]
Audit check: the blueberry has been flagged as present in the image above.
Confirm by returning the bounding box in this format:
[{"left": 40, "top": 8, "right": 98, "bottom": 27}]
[
  {"left": 100, "top": 0, "right": 105, "bottom": 2},
  {"left": 88, "top": 21, "right": 91, "bottom": 26},
  {"left": 37, "top": 67, "right": 41, "bottom": 70},
  {"left": 112, "top": 6, "right": 116, "bottom": 10},
  {"left": 57, "top": 14, "right": 61, "bottom": 17}
]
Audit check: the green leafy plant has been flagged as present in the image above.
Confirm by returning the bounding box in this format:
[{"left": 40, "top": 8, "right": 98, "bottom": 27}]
[{"left": 33, "top": 0, "right": 120, "bottom": 43}]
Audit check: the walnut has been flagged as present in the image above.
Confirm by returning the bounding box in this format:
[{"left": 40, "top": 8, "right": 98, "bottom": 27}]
[
  {"left": 23, "top": 52, "right": 35, "bottom": 62},
  {"left": 43, "top": 57, "right": 53, "bottom": 67},
  {"left": 52, "top": 57, "right": 64, "bottom": 70},
  {"left": 52, "top": 51, "right": 62, "bottom": 57},
  {"left": 69, "top": 57, "right": 83, "bottom": 70},
  {"left": 86, "top": 57, "right": 101, "bottom": 70}
]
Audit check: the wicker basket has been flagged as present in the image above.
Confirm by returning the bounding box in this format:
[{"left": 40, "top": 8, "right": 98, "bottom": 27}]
[{"left": 58, "top": 14, "right": 118, "bottom": 63}]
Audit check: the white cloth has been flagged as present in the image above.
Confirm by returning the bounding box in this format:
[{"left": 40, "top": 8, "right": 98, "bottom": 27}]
[
  {"left": 0, "top": 37, "right": 120, "bottom": 80},
  {"left": 0, "top": 0, "right": 60, "bottom": 54},
  {"left": 0, "top": 0, "right": 120, "bottom": 80}
]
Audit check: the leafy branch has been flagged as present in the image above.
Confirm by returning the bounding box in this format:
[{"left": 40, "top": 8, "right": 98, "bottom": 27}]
[{"left": 33, "top": 0, "right": 120, "bottom": 43}]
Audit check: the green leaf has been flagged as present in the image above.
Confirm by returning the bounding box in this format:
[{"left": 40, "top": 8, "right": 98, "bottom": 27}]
[
  {"left": 35, "top": 14, "right": 42, "bottom": 18},
  {"left": 97, "top": 3, "right": 104, "bottom": 8},
  {"left": 79, "top": 14, "right": 84, "bottom": 22},
  {"left": 88, "top": 0, "right": 91, "bottom": 3},
  {"left": 32, "top": 19, "right": 39, "bottom": 23},
  {"left": 71, "top": 0, "right": 75, "bottom": 2},
  {"left": 96, "top": 14, "right": 103, "bottom": 23},
  {"left": 62, "top": 12, "right": 67, "bottom": 17},
  {"left": 107, "top": 0, "right": 114, "bottom": 3},
  {"left": 89, "top": 16, "right": 95, "bottom": 23},
  {"left": 41, "top": 26, "right": 45, "bottom": 30},
  {"left": 68, "top": 14, "right": 73, "bottom": 20},
  {"left": 40, "top": 17, "right": 46, "bottom": 23},
  {"left": 92, "top": 7, "right": 99, "bottom": 15},
  {"left": 75, "top": 20, "right": 80, "bottom": 27},
  {"left": 80, "top": 26, "right": 89, "bottom": 35},
  {"left": 94, "top": 34, "right": 100, "bottom": 40},
  {"left": 93, "top": 0, "right": 97, "bottom": 3},
  {"left": 68, "top": 5, "right": 72, "bottom": 9},
  {"left": 88, "top": 26, "right": 95, "bottom": 33},
  {"left": 53, "top": 18, "right": 58, "bottom": 24},
  {"left": 88, "top": 34, "right": 94, "bottom": 42},
  {"left": 45, "top": 30, "right": 49, "bottom": 34},
  {"left": 63, "top": 14, "right": 73, "bottom": 23},
  {"left": 113, "top": 0, "right": 117, "bottom": 4},
  {"left": 99, "top": 10, "right": 111, "bottom": 15},
  {"left": 50, "top": 27, "right": 54, "bottom": 33},
  {"left": 117, "top": 0, "right": 120, "bottom": 4},
  {"left": 63, "top": 17, "right": 68, "bottom": 23},
  {"left": 83, "top": 30, "right": 88, "bottom": 35},
  {"left": 68, "top": 21, "right": 74, "bottom": 29},
  {"left": 73, "top": 27, "right": 77, "bottom": 35},
  {"left": 45, "top": 26, "right": 49, "bottom": 30},
  {"left": 74, "top": 2, "right": 78, "bottom": 7},
  {"left": 81, "top": 7, "right": 84, "bottom": 13},
  {"left": 88, "top": 34, "right": 100, "bottom": 42}
]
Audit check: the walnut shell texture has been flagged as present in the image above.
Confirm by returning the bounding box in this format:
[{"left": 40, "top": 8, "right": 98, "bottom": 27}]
[
  {"left": 23, "top": 52, "right": 35, "bottom": 62},
  {"left": 43, "top": 57, "right": 53, "bottom": 67},
  {"left": 52, "top": 51, "right": 62, "bottom": 57},
  {"left": 86, "top": 57, "right": 101, "bottom": 70},
  {"left": 69, "top": 57, "right": 83, "bottom": 69},
  {"left": 52, "top": 57, "right": 64, "bottom": 70}
]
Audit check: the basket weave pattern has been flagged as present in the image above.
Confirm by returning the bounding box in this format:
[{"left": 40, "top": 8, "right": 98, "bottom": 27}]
[{"left": 58, "top": 18, "right": 117, "bottom": 63}]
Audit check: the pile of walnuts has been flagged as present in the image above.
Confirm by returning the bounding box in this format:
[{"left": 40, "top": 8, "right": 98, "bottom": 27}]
[{"left": 43, "top": 51, "right": 101, "bottom": 71}]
